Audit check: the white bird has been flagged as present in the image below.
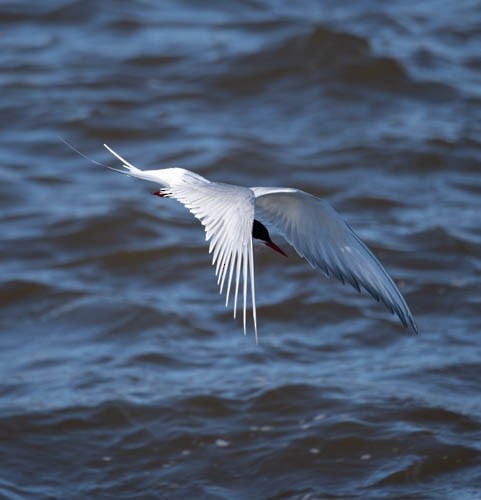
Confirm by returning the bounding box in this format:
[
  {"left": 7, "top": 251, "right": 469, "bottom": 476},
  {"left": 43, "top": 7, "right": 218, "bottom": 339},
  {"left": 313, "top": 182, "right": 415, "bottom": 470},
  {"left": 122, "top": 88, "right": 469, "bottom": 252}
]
[{"left": 102, "top": 144, "right": 418, "bottom": 341}]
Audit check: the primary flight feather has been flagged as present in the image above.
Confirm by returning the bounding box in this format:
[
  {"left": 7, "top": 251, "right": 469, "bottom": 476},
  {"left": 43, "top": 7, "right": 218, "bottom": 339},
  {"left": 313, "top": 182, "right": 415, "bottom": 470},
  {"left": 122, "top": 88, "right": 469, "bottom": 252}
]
[{"left": 103, "top": 144, "right": 418, "bottom": 340}]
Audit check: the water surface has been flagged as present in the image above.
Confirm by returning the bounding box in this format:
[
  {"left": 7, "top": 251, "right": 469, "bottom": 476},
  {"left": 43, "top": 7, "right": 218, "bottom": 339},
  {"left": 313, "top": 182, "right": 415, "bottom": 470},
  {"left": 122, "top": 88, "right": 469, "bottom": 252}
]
[{"left": 1, "top": 1, "right": 481, "bottom": 498}]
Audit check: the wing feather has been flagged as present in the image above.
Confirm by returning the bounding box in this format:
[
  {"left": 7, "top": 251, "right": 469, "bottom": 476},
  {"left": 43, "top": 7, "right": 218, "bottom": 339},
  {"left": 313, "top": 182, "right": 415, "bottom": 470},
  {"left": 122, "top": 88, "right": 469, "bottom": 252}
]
[
  {"left": 171, "top": 181, "right": 258, "bottom": 340},
  {"left": 253, "top": 188, "right": 418, "bottom": 333}
]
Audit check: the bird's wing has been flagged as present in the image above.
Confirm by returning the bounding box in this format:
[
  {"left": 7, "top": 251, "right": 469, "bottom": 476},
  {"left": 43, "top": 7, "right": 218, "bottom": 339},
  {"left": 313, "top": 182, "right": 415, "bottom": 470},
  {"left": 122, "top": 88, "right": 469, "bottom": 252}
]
[
  {"left": 104, "top": 145, "right": 258, "bottom": 340},
  {"left": 170, "top": 181, "right": 258, "bottom": 340},
  {"left": 252, "top": 187, "right": 417, "bottom": 333}
]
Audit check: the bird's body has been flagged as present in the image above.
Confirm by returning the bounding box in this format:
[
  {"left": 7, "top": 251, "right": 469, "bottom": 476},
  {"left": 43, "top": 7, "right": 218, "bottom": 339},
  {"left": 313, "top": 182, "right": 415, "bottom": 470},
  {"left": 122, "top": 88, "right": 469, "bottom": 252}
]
[{"left": 103, "top": 144, "right": 418, "bottom": 340}]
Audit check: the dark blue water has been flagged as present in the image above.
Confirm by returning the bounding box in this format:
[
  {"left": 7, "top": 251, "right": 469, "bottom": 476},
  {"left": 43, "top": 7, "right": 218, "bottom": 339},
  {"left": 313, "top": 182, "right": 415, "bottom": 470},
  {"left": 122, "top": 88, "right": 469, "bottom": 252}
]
[{"left": 1, "top": 1, "right": 481, "bottom": 498}]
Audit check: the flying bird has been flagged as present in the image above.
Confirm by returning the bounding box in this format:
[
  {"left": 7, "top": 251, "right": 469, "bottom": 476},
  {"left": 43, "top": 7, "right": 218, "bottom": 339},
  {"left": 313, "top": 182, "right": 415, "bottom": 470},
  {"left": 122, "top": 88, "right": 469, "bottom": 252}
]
[{"left": 101, "top": 144, "right": 417, "bottom": 341}]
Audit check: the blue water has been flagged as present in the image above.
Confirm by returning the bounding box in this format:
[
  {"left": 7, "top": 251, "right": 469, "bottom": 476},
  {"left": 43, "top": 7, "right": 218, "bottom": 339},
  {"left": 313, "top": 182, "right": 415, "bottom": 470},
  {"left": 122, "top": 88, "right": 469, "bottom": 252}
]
[{"left": 1, "top": 1, "right": 481, "bottom": 498}]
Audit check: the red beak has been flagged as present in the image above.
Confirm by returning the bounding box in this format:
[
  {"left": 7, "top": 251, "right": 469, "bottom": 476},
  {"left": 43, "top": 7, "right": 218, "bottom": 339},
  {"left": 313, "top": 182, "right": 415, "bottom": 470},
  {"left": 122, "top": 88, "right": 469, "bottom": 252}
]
[
  {"left": 265, "top": 241, "right": 288, "bottom": 257},
  {"left": 153, "top": 190, "right": 166, "bottom": 197}
]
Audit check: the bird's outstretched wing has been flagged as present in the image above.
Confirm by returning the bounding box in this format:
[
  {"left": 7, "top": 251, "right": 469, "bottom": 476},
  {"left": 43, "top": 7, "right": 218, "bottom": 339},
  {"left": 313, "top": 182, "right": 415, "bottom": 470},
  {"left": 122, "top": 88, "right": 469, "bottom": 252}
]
[
  {"left": 104, "top": 145, "right": 258, "bottom": 340},
  {"left": 252, "top": 187, "right": 417, "bottom": 333},
  {"left": 170, "top": 181, "right": 257, "bottom": 340}
]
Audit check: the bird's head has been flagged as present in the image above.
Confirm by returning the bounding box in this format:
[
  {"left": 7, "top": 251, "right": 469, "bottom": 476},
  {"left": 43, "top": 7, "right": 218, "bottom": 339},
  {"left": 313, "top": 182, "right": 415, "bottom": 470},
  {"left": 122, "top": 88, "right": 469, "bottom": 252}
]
[{"left": 252, "top": 219, "right": 287, "bottom": 257}]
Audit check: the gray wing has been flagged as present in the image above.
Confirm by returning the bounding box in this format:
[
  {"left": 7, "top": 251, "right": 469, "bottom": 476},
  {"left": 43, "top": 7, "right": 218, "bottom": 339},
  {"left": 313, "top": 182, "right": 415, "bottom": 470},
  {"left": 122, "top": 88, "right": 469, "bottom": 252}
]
[{"left": 252, "top": 187, "right": 418, "bottom": 333}]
